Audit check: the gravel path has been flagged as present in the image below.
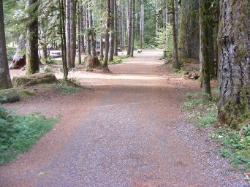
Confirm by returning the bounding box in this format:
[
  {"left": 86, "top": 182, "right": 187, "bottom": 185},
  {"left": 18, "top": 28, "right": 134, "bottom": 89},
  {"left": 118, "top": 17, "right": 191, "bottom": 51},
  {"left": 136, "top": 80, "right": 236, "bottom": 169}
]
[{"left": 0, "top": 50, "right": 248, "bottom": 187}]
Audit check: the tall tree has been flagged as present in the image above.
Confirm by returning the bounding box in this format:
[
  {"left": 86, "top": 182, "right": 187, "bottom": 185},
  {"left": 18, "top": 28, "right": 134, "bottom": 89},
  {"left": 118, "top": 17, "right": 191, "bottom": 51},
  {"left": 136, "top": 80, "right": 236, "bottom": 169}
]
[
  {"left": 199, "top": 0, "right": 213, "bottom": 96},
  {"left": 127, "top": 0, "right": 133, "bottom": 56},
  {"left": 26, "top": 0, "right": 40, "bottom": 74},
  {"left": 130, "top": 0, "right": 135, "bottom": 57},
  {"left": 66, "top": 0, "right": 76, "bottom": 68},
  {"left": 113, "top": 0, "right": 118, "bottom": 56},
  {"left": 77, "top": 2, "right": 81, "bottom": 65},
  {"left": 218, "top": 0, "right": 250, "bottom": 125},
  {"left": 0, "top": 0, "right": 12, "bottom": 89},
  {"left": 103, "top": 0, "right": 111, "bottom": 70},
  {"left": 59, "top": 0, "right": 68, "bottom": 80},
  {"left": 109, "top": 0, "right": 115, "bottom": 61},
  {"left": 140, "top": 0, "right": 144, "bottom": 49},
  {"left": 70, "top": 0, "right": 76, "bottom": 68},
  {"left": 178, "top": 0, "right": 199, "bottom": 59},
  {"left": 171, "top": 0, "right": 180, "bottom": 70}
]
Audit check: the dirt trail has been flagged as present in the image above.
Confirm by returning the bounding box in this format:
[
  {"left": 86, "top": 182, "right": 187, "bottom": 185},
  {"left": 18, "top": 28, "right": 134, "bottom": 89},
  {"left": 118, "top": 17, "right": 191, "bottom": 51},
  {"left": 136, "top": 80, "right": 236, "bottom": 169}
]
[{"left": 0, "top": 50, "right": 247, "bottom": 187}]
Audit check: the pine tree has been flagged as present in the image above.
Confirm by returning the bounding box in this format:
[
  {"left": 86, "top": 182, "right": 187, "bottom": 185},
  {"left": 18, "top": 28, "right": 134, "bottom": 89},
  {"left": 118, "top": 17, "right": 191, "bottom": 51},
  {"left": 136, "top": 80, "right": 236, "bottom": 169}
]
[{"left": 0, "top": 0, "right": 12, "bottom": 89}]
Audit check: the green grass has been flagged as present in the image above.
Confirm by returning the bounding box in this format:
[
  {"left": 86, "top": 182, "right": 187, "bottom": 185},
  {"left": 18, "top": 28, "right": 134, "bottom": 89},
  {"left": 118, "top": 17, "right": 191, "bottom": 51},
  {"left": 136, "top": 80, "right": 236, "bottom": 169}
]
[
  {"left": 109, "top": 56, "right": 128, "bottom": 65},
  {"left": 211, "top": 126, "right": 250, "bottom": 172},
  {"left": 183, "top": 92, "right": 218, "bottom": 128},
  {"left": 183, "top": 91, "right": 250, "bottom": 173},
  {"left": 0, "top": 107, "right": 57, "bottom": 165},
  {"left": 55, "top": 80, "right": 82, "bottom": 95}
]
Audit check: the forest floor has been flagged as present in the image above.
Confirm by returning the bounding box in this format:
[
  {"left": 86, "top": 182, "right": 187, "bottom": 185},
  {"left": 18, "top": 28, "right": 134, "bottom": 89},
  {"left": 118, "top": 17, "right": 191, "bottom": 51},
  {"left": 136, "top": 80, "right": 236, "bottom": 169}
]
[{"left": 0, "top": 49, "right": 248, "bottom": 187}]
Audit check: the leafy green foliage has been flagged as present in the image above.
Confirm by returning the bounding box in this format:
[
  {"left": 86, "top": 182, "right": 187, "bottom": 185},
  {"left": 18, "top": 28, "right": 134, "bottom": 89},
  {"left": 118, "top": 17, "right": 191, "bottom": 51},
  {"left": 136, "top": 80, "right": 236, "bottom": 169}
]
[
  {"left": 7, "top": 47, "right": 15, "bottom": 62},
  {"left": 211, "top": 126, "right": 250, "bottom": 172},
  {"left": 184, "top": 91, "right": 250, "bottom": 172},
  {"left": 183, "top": 92, "right": 218, "bottom": 128},
  {"left": 0, "top": 107, "right": 57, "bottom": 165}
]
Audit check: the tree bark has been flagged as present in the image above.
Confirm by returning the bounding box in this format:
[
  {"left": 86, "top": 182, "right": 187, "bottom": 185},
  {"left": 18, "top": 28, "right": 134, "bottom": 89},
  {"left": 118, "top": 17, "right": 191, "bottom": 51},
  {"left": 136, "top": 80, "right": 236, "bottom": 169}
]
[
  {"left": 77, "top": 2, "right": 81, "bottom": 65},
  {"left": 140, "top": 0, "right": 144, "bottom": 49},
  {"left": 26, "top": 0, "right": 40, "bottom": 75},
  {"left": 109, "top": 0, "right": 115, "bottom": 61},
  {"left": 100, "top": 35, "right": 104, "bottom": 61},
  {"left": 66, "top": 0, "right": 76, "bottom": 69},
  {"left": 0, "top": 0, "right": 12, "bottom": 89},
  {"left": 199, "top": 0, "right": 212, "bottom": 96},
  {"left": 218, "top": 0, "right": 250, "bottom": 126},
  {"left": 121, "top": 2, "right": 126, "bottom": 50},
  {"left": 178, "top": 0, "right": 199, "bottom": 59},
  {"left": 70, "top": 0, "right": 76, "bottom": 68},
  {"left": 103, "top": 0, "right": 111, "bottom": 69},
  {"left": 127, "top": 0, "right": 132, "bottom": 56},
  {"left": 59, "top": 0, "right": 68, "bottom": 80},
  {"left": 114, "top": 0, "right": 118, "bottom": 56},
  {"left": 130, "top": 0, "right": 135, "bottom": 57},
  {"left": 86, "top": 7, "right": 91, "bottom": 55},
  {"left": 171, "top": 0, "right": 180, "bottom": 70}
]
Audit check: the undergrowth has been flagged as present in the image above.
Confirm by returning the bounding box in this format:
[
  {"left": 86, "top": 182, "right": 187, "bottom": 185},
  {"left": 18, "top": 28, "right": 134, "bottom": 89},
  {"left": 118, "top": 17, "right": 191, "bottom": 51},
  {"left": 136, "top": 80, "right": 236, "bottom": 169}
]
[
  {"left": 183, "top": 91, "right": 250, "bottom": 173},
  {"left": 183, "top": 92, "right": 218, "bottom": 128},
  {"left": 55, "top": 80, "right": 82, "bottom": 95},
  {"left": 0, "top": 107, "right": 57, "bottom": 165},
  {"left": 211, "top": 126, "right": 250, "bottom": 172},
  {"left": 109, "top": 56, "right": 128, "bottom": 65}
]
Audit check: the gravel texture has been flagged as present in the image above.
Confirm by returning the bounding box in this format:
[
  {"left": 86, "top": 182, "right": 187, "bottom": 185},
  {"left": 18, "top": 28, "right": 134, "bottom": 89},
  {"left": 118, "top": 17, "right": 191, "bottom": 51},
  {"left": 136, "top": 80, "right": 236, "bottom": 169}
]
[{"left": 0, "top": 50, "right": 248, "bottom": 187}]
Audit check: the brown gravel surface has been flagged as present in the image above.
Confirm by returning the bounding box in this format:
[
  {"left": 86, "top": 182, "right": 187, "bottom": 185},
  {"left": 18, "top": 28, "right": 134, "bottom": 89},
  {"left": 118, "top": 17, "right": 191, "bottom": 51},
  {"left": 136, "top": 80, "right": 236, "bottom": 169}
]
[{"left": 0, "top": 50, "right": 248, "bottom": 187}]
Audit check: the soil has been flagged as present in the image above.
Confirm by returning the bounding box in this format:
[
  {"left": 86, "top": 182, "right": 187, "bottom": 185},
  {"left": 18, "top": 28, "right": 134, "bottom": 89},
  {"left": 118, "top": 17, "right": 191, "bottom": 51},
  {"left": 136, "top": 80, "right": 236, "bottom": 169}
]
[{"left": 0, "top": 50, "right": 248, "bottom": 187}]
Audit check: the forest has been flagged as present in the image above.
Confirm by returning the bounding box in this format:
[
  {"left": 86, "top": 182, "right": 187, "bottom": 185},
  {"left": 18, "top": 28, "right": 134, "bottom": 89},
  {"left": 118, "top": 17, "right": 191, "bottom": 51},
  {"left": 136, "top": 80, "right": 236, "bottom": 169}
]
[{"left": 0, "top": 0, "right": 249, "bottom": 186}]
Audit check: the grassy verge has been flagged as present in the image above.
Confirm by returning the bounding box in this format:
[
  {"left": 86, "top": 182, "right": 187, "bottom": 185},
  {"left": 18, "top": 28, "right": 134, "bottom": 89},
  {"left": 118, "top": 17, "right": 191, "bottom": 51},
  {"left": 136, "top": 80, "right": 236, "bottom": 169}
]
[
  {"left": 183, "top": 91, "right": 250, "bottom": 174},
  {"left": 0, "top": 107, "right": 57, "bottom": 165},
  {"left": 109, "top": 55, "right": 128, "bottom": 65},
  {"left": 55, "top": 79, "right": 82, "bottom": 95}
]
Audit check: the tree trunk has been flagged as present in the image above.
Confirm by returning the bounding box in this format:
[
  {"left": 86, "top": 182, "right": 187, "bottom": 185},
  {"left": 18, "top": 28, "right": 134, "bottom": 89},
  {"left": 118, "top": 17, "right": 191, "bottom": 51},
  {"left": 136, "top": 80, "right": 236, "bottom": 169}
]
[
  {"left": 80, "top": 6, "right": 86, "bottom": 53},
  {"left": 26, "top": 0, "right": 40, "bottom": 75},
  {"left": 59, "top": 0, "right": 68, "bottom": 80},
  {"left": 171, "top": 0, "right": 180, "bottom": 70},
  {"left": 100, "top": 35, "right": 104, "bottom": 61},
  {"left": 178, "top": 0, "right": 199, "bottom": 59},
  {"left": 77, "top": 2, "right": 81, "bottom": 65},
  {"left": 218, "top": 0, "right": 250, "bottom": 126},
  {"left": 109, "top": 0, "right": 115, "bottom": 62},
  {"left": 66, "top": 0, "right": 76, "bottom": 69},
  {"left": 140, "top": 0, "right": 144, "bottom": 49},
  {"left": 127, "top": 0, "right": 132, "bottom": 56},
  {"left": 0, "top": 0, "right": 12, "bottom": 89},
  {"left": 88, "top": 8, "right": 97, "bottom": 57},
  {"left": 103, "top": 0, "right": 111, "bottom": 69},
  {"left": 114, "top": 0, "right": 118, "bottom": 56},
  {"left": 130, "top": 0, "right": 135, "bottom": 57},
  {"left": 70, "top": 0, "right": 76, "bottom": 68},
  {"left": 86, "top": 8, "right": 91, "bottom": 55},
  {"left": 121, "top": 2, "right": 126, "bottom": 50},
  {"left": 199, "top": 0, "right": 212, "bottom": 96},
  {"left": 66, "top": 0, "right": 71, "bottom": 68},
  {"left": 91, "top": 31, "right": 97, "bottom": 57}
]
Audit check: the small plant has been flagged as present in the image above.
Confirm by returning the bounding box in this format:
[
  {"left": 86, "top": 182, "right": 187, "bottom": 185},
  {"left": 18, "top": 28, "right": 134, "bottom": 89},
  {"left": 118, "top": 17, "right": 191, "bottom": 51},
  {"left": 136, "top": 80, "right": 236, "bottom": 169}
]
[
  {"left": 7, "top": 47, "right": 16, "bottom": 62},
  {"left": 55, "top": 80, "right": 82, "bottom": 95},
  {"left": 0, "top": 107, "right": 57, "bottom": 165},
  {"left": 211, "top": 127, "right": 250, "bottom": 172},
  {"left": 109, "top": 56, "right": 127, "bottom": 65},
  {"left": 183, "top": 91, "right": 250, "bottom": 173}
]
